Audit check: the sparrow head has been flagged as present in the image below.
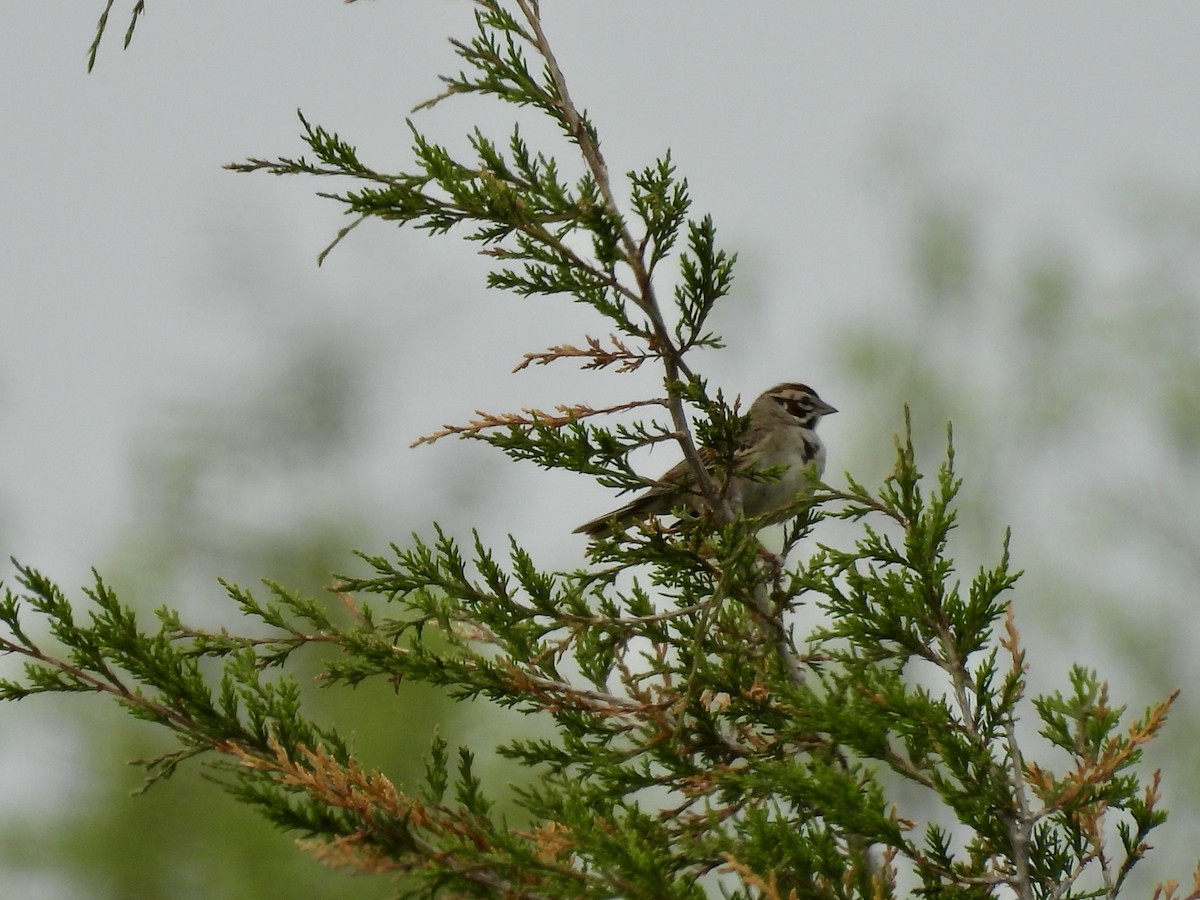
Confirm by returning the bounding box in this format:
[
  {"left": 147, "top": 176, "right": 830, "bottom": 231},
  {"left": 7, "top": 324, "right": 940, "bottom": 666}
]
[{"left": 759, "top": 383, "right": 838, "bottom": 429}]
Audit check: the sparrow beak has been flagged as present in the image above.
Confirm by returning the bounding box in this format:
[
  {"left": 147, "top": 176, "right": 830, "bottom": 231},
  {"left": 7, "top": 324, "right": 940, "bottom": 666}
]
[{"left": 815, "top": 399, "right": 838, "bottom": 417}]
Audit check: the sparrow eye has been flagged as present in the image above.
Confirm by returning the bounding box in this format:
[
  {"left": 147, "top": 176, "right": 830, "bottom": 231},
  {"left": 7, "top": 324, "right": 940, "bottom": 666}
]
[{"left": 783, "top": 398, "right": 809, "bottom": 419}]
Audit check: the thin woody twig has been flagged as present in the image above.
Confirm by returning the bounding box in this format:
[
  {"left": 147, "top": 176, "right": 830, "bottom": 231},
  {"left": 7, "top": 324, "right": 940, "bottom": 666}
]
[
  {"left": 511, "top": 0, "right": 723, "bottom": 520},
  {"left": 513, "top": 335, "right": 654, "bottom": 373},
  {"left": 410, "top": 398, "right": 666, "bottom": 447}
]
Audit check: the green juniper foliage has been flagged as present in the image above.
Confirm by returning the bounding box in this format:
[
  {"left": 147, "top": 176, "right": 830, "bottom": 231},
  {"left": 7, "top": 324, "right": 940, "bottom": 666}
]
[{"left": 7, "top": 1, "right": 1195, "bottom": 897}]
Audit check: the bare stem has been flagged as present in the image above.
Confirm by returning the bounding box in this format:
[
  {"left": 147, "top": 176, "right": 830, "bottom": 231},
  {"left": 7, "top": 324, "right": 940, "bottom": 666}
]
[
  {"left": 512, "top": 0, "right": 725, "bottom": 520},
  {"left": 1004, "top": 717, "right": 1035, "bottom": 900},
  {"left": 937, "top": 621, "right": 1034, "bottom": 900},
  {"left": 509, "top": 0, "right": 807, "bottom": 733}
]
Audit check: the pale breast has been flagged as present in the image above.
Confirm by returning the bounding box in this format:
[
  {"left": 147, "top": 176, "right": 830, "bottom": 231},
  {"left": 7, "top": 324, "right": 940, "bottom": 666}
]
[{"left": 734, "top": 426, "right": 825, "bottom": 519}]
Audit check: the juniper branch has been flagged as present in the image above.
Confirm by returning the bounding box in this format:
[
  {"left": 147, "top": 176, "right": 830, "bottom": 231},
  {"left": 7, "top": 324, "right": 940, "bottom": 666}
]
[{"left": 511, "top": 0, "right": 722, "bottom": 518}]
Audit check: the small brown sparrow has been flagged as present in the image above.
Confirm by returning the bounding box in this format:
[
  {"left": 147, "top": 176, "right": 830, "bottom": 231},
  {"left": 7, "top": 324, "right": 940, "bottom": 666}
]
[{"left": 575, "top": 383, "right": 837, "bottom": 537}]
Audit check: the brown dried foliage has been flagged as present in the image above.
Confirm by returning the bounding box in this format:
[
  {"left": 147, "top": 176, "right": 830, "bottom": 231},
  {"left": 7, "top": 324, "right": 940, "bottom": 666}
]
[{"left": 411, "top": 398, "right": 665, "bottom": 447}]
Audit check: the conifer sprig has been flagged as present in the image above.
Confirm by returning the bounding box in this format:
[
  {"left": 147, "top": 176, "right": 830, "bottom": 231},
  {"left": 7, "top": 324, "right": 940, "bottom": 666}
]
[
  {"left": 30, "top": 1, "right": 1195, "bottom": 894},
  {"left": 87, "top": 0, "right": 144, "bottom": 72},
  {"left": 2, "top": 416, "right": 1182, "bottom": 895},
  {"left": 225, "top": 1, "right": 740, "bottom": 523}
]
